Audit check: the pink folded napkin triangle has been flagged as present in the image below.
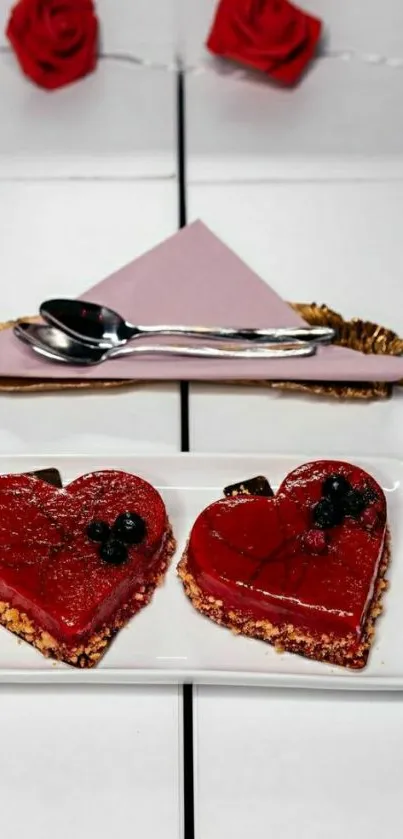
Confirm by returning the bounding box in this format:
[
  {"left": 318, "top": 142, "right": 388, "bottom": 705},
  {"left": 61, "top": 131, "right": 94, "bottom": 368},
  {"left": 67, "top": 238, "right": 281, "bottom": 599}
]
[{"left": 1, "top": 220, "right": 403, "bottom": 382}]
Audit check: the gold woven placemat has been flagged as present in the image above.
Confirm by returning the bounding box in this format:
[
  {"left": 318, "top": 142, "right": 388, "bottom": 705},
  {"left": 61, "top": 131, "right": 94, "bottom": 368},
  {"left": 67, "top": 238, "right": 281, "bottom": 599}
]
[
  {"left": 1, "top": 305, "right": 402, "bottom": 398},
  {"left": 287, "top": 303, "right": 403, "bottom": 400}
]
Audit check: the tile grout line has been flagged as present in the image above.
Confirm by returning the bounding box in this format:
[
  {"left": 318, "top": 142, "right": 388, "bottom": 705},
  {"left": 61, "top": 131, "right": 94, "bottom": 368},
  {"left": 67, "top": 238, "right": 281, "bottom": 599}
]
[
  {"left": 177, "top": 67, "right": 190, "bottom": 454},
  {"left": 176, "top": 66, "right": 195, "bottom": 839}
]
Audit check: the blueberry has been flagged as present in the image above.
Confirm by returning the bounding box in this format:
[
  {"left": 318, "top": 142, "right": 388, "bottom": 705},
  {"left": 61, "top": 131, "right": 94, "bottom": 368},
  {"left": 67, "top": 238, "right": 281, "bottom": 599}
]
[
  {"left": 322, "top": 474, "right": 351, "bottom": 502},
  {"left": 342, "top": 489, "right": 366, "bottom": 518},
  {"left": 86, "top": 520, "right": 110, "bottom": 543},
  {"left": 99, "top": 538, "right": 128, "bottom": 565},
  {"left": 313, "top": 497, "right": 343, "bottom": 529},
  {"left": 113, "top": 511, "right": 146, "bottom": 545}
]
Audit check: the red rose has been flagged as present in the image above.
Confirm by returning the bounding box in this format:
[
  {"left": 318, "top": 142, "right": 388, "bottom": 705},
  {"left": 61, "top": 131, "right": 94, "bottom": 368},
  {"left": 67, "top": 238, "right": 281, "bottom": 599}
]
[
  {"left": 206, "top": 0, "right": 322, "bottom": 86},
  {"left": 6, "top": 0, "right": 98, "bottom": 90}
]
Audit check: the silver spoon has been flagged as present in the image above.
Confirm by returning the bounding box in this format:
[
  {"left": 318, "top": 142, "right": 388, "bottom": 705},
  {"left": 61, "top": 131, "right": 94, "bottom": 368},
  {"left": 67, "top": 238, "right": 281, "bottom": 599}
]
[
  {"left": 40, "top": 298, "right": 335, "bottom": 350},
  {"left": 14, "top": 322, "right": 317, "bottom": 367}
]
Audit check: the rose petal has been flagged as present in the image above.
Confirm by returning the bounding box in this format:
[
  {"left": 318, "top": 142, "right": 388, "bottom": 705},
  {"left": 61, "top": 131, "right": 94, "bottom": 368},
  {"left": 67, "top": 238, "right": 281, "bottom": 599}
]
[
  {"left": 270, "top": 12, "right": 321, "bottom": 84},
  {"left": 206, "top": 0, "right": 322, "bottom": 86},
  {"left": 6, "top": 0, "right": 98, "bottom": 90}
]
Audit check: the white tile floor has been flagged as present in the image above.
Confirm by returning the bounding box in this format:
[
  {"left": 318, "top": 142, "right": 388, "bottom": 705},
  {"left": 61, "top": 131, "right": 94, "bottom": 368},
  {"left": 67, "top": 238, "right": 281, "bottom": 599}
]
[
  {"left": 0, "top": 685, "right": 183, "bottom": 839},
  {"left": 187, "top": 179, "right": 403, "bottom": 457},
  {"left": 183, "top": 7, "right": 403, "bottom": 834},
  {"left": 1, "top": 2, "right": 403, "bottom": 836},
  {"left": 0, "top": 181, "right": 177, "bottom": 320},
  {"left": 185, "top": 61, "right": 403, "bottom": 181},
  {"left": 182, "top": 0, "right": 403, "bottom": 180},
  {"left": 194, "top": 687, "right": 403, "bottom": 839},
  {"left": 0, "top": 178, "right": 180, "bottom": 455},
  {"left": 0, "top": 56, "right": 176, "bottom": 177},
  {"left": 187, "top": 181, "right": 403, "bottom": 331},
  {"left": 0, "top": 25, "right": 182, "bottom": 836}
]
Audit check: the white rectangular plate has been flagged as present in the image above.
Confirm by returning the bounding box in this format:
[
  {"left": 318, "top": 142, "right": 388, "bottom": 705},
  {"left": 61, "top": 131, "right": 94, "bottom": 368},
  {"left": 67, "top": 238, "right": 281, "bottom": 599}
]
[{"left": 0, "top": 452, "right": 401, "bottom": 690}]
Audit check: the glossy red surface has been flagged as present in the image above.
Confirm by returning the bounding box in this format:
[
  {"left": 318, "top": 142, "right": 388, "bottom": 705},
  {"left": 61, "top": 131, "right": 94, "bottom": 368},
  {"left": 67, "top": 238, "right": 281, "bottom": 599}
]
[
  {"left": 188, "top": 461, "right": 387, "bottom": 638},
  {"left": 0, "top": 471, "right": 167, "bottom": 644}
]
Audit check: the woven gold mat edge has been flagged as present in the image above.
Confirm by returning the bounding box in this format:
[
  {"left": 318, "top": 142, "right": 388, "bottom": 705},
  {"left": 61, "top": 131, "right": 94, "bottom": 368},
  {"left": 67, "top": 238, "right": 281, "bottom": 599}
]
[{"left": 1, "top": 305, "right": 401, "bottom": 399}]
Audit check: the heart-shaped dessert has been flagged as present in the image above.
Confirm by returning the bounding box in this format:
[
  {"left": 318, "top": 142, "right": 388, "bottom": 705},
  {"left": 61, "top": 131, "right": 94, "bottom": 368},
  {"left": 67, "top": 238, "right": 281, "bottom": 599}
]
[
  {"left": 0, "top": 470, "right": 175, "bottom": 667},
  {"left": 178, "top": 461, "right": 389, "bottom": 669}
]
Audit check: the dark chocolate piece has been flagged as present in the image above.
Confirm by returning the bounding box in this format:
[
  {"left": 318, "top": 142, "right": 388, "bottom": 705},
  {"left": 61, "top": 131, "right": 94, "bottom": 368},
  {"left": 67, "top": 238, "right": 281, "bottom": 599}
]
[
  {"left": 25, "top": 468, "right": 63, "bottom": 488},
  {"left": 224, "top": 475, "right": 274, "bottom": 498}
]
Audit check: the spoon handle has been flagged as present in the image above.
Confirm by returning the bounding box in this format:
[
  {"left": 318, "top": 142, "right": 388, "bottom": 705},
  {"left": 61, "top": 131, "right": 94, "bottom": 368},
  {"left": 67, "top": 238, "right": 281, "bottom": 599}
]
[
  {"left": 134, "top": 325, "right": 335, "bottom": 344},
  {"left": 109, "top": 342, "right": 317, "bottom": 360}
]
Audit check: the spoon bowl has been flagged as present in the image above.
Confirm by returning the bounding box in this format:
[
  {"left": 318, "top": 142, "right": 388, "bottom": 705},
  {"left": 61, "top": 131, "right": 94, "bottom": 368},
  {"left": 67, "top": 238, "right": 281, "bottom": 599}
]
[{"left": 40, "top": 299, "right": 130, "bottom": 348}]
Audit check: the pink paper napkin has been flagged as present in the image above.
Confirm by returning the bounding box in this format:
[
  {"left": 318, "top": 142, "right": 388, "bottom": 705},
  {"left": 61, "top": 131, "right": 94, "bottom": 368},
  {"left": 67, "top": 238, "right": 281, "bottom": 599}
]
[{"left": 1, "top": 220, "right": 403, "bottom": 382}]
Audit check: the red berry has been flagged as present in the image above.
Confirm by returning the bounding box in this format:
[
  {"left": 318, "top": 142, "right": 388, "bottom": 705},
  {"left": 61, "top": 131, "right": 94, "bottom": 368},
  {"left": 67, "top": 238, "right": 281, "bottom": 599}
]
[
  {"left": 303, "top": 529, "right": 327, "bottom": 555},
  {"left": 360, "top": 505, "right": 380, "bottom": 531}
]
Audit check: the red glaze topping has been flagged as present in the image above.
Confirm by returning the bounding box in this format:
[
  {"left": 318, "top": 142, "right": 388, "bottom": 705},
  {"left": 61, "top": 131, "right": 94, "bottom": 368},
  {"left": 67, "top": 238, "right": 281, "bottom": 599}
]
[
  {"left": 0, "top": 470, "right": 167, "bottom": 644},
  {"left": 187, "top": 461, "right": 387, "bottom": 639}
]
